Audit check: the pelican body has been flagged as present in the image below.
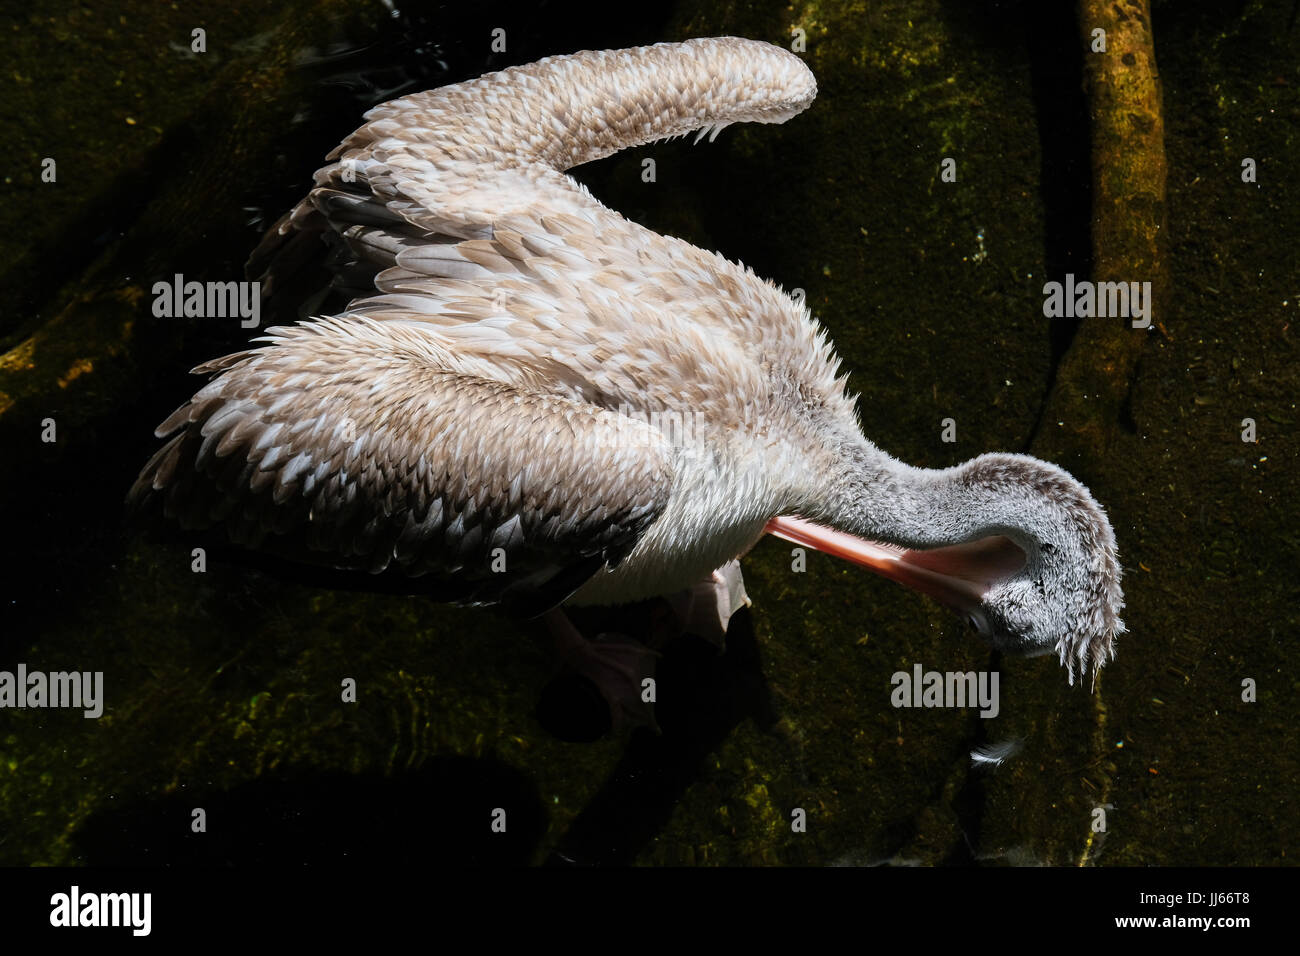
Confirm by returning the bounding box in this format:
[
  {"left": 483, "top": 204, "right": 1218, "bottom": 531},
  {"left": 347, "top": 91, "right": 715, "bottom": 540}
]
[{"left": 131, "top": 38, "right": 1125, "bottom": 684}]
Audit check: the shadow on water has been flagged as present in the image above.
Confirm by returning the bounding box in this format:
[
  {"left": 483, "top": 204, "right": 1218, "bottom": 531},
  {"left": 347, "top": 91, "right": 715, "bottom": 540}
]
[
  {"left": 65, "top": 609, "right": 775, "bottom": 867},
  {"left": 72, "top": 756, "right": 545, "bottom": 865},
  {"left": 936, "top": 0, "right": 1092, "bottom": 428},
  {"left": 545, "top": 609, "right": 778, "bottom": 865}
]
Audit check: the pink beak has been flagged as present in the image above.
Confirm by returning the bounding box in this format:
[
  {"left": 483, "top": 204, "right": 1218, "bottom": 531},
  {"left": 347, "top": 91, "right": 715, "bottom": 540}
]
[{"left": 764, "top": 516, "right": 1025, "bottom": 616}]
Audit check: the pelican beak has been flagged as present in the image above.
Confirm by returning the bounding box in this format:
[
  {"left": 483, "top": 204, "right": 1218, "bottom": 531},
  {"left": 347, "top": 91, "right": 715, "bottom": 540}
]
[{"left": 764, "top": 516, "right": 1025, "bottom": 619}]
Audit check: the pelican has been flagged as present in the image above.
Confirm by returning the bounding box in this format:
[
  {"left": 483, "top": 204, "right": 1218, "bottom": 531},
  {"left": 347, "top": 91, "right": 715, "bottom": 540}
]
[{"left": 130, "top": 37, "right": 1124, "bottom": 708}]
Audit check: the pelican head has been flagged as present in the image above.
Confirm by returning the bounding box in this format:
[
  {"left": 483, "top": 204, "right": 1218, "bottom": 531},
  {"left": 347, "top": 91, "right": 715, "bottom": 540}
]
[
  {"left": 958, "top": 454, "right": 1126, "bottom": 684},
  {"left": 769, "top": 451, "right": 1125, "bottom": 687}
]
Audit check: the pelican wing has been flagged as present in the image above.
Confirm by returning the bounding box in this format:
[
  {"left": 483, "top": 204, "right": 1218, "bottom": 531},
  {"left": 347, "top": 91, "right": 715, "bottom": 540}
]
[
  {"left": 248, "top": 38, "right": 837, "bottom": 422},
  {"left": 249, "top": 36, "right": 816, "bottom": 299},
  {"left": 129, "top": 315, "right": 673, "bottom": 615}
]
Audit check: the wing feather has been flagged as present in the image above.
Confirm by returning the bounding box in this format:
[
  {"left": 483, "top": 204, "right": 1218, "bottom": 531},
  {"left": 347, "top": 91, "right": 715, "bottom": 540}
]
[{"left": 130, "top": 318, "right": 673, "bottom": 614}]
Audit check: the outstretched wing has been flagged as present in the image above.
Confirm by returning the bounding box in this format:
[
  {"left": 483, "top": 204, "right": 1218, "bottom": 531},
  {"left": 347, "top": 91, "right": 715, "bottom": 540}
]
[
  {"left": 249, "top": 38, "right": 834, "bottom": 421},
  {"left": 129, "top": 316, "right": 673, "bottom": 615},
  {"left": 250, "top": 36, "right": 816, "bottom": 293}
]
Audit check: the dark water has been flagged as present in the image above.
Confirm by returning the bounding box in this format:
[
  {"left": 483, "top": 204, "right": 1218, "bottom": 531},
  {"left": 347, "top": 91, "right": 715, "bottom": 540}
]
[{"left": 0, "top": 0, "right": 1295, "bottom": 866}]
